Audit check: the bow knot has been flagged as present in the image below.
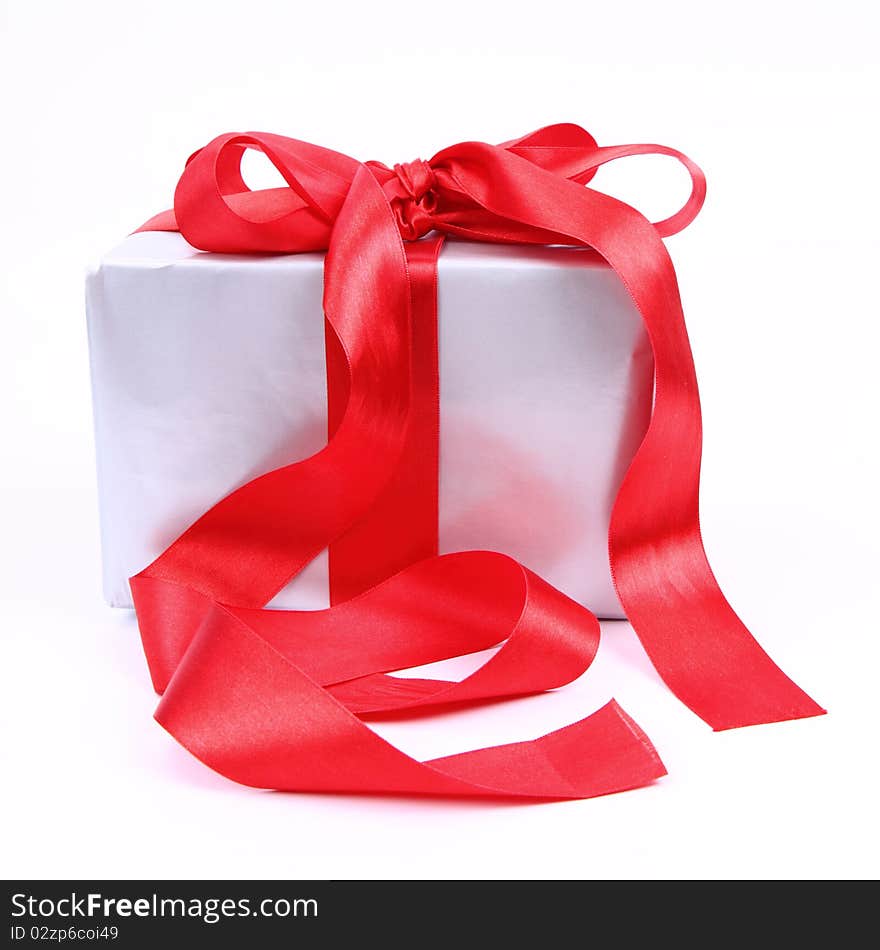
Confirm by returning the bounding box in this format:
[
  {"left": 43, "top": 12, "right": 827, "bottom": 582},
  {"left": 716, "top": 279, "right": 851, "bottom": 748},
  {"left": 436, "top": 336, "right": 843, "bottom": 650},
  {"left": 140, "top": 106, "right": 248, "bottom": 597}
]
[
  {"left": 393, "top": 158, "right": 436, "bottom": 204},
  {"left": 384, "top": 158, "right": 439, "bottom": 241}
]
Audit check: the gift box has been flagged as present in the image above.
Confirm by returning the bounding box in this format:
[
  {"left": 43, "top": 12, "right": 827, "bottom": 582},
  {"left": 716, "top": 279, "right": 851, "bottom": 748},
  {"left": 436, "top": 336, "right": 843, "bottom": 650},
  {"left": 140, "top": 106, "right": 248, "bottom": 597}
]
[
  {"left": 83, "top": 125, "right": 823, "bottom": 801},
  {"left": 86, "top": 229, "right": 652, "bottom": 618}
]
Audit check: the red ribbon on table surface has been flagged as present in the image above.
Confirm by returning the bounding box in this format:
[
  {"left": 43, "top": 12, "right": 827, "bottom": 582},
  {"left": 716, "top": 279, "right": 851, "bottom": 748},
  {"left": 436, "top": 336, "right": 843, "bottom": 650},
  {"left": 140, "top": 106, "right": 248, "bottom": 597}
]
[{"left": 131, "top": 123, "right": 823, "bottom": 799}]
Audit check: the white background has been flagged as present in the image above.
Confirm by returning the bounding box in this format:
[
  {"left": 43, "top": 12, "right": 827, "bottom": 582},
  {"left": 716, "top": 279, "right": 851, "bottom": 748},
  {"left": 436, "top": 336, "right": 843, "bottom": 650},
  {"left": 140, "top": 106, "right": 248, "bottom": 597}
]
[{"left": 1, "top": 0, "right": 878, "bottom": 880}]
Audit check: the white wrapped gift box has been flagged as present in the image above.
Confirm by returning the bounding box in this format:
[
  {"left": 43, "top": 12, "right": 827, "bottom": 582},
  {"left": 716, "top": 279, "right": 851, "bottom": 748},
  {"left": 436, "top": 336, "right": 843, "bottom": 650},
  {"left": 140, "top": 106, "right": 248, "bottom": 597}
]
[{"left": 85, "top": 231, "right": 652, "bottom": 618}]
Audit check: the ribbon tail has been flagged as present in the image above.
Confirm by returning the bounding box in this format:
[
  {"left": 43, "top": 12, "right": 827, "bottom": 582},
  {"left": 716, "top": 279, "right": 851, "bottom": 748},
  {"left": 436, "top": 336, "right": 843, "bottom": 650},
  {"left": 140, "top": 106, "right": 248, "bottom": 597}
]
[
  {"left": 611, "top": 516, "right": 826, "bottom": 731},
  {"left": 158, "top": 638, "right": 666, "bottom": 799},
  {"left": 439, "top": 143, "right": 825, "bottom": 733}
]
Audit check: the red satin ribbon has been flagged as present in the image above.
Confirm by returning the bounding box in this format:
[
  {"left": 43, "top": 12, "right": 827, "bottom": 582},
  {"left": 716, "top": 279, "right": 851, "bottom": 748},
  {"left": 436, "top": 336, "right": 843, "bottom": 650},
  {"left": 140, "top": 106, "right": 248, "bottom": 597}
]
[{"left": 131, "top": 123, "right": 823, "bottom": 799}]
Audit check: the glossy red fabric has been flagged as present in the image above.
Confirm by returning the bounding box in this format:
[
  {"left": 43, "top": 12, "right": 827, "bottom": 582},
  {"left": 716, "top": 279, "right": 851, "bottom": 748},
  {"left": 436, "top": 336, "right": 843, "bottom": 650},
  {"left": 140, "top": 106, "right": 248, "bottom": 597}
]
[
  {"left": 327, "top": 237, "right": 442, "bottom": 604},
  {"left": 132, "top": 124, "right": 823, "bottom": 799}
]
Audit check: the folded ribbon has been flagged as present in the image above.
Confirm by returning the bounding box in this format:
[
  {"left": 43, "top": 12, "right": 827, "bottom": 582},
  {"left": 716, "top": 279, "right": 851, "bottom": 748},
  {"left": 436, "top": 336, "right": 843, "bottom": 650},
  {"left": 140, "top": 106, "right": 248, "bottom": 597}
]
[{"left": 132, "top": 123, "right": 823, "bottom": 799}]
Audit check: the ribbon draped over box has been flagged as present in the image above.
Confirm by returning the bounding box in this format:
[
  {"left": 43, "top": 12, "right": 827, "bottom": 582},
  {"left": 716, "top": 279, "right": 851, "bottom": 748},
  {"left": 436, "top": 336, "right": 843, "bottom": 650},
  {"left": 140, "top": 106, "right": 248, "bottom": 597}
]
[{"left": 130, "top": 123, "right": 823, "bottom": 799}]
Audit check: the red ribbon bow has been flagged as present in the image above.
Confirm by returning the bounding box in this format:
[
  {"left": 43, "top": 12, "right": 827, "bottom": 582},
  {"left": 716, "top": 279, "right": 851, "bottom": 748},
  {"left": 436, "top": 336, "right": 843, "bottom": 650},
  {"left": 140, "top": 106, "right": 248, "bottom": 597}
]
[{"left": 133, "top": 124, "right": 823, "bottom": 799}]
